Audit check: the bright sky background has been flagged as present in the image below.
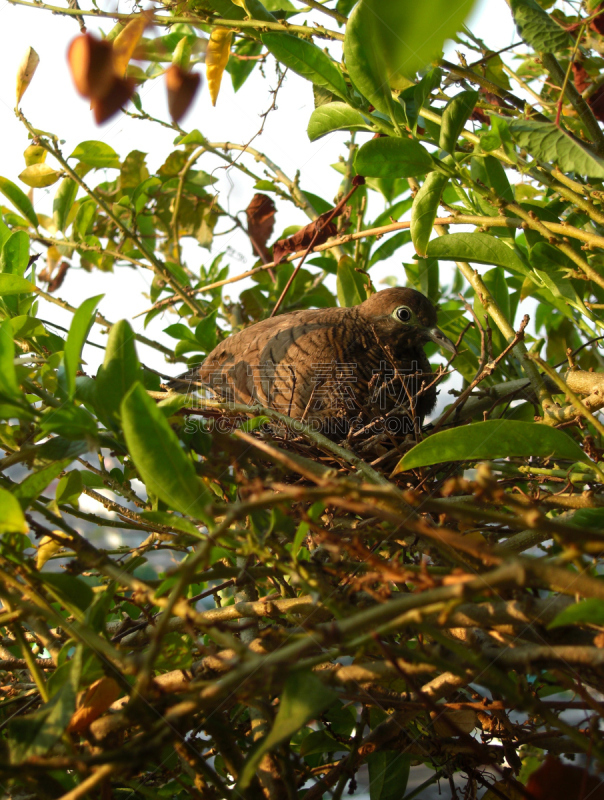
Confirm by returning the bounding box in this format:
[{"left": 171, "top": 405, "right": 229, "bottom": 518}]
[{"left": 0, "top": 0, "right": 518, "bottom": 380}]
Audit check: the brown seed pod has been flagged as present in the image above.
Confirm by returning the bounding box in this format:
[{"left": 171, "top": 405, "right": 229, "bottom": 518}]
[{"left": 165, "top": 64, "right": 201, "bottom": 122}]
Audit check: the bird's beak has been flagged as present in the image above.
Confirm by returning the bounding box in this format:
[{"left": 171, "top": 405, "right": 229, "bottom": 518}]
[{"left": 424, "top": 326, "right": 457, "bottom": 356}]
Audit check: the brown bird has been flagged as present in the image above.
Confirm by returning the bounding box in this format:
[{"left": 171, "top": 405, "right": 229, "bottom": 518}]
[{"left": 170, "top": 288, "right": 456, "bottom": 435}]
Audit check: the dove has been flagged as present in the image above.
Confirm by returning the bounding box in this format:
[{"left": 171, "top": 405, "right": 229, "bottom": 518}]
[{"left": 169, "top": 288, "right": 456, "bottom": 435}]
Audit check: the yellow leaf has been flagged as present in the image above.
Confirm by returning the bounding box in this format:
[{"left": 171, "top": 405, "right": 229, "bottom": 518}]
[
  {"left": 19, "top": 164, "right": 61, "bottom": 189},
  {"left": 67, "top": 677, "right": 121, "bottom": 734},
  {"left": 37, "top": 214, "right": 58, "bottom": 234},
  {"left": 113, "top": 13, "right": 149, "bottom": 78},
  {"left": 36, "top": 532, "right": 69, "bottom": 570},
  {"left": 16, "top": 47, "right": 40, "bottom": 104},
  {"left": 47, "top": 245, "right": 61, "bottom": 272},
  {"left": 24, "top": 145, "right": 46, "bottom": 167},
  {"left": 430, "top": 708, "right": 477, "bottom": 736},
  {"left": 206, "top": 28, "right": 233, "bottom": 106}
]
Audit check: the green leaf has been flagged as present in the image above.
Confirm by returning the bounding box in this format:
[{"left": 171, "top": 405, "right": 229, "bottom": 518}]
[
  {"left": 300, "top": 729, "right": 348, "bottom": 757},
  {"left": 9, "top": 679, "right": 76, "bottom": 763},
  {"left": 486, "top": 115, "right": 518, "bottom": 163},
  {"left": 355, "top": 138, "right": 433, "bottom": 179},
  {"left": 69, "top": 141, "right": 120, "bottom": 169},
  {"left": 337, "top": 257, "right": 367, "bottom": 307},
  {"left": 227, "top": 39, "right": 263, "bottom": 92},
  {"left": 53, "top": 177, "right": 79, "bottom": 233},
  {"left": 344, "top": 0, "right": 476, "bottom": 116},
  {"left": 508, "top": 119, "right": 604, "bottom": 177},
  {"left": 0, "top": 318, "right": 23, "bottom": 403},
  {"left": 164, "top": 323, "right": 197, "bottom": 342},
  {"left": 0, "top": 176, "right": 38, "bottom": 228},
  {"left": 473, "top": 155, "right": 514, "bottom": 204},
  {"left": 369, "top": 231, "right": 411, "bottom": 267},
  {"left": 55, "top": 470, "right": 83, "bottom": 507},
  {"left": 425, "top": 232, "right": 529, "bottom": 275},
  {"left": 261, "top": 33, "right": 348, "bottom": 99},
  {"left": 439, "top": 90, "right": 479, "bottom": 155},
  {"left": 73, "top": 199, "right": 97, "bottom": 240},
  {"left": 368, "top": 751, "right": 411, "bottom": 800},
  {"left": 95, "top": 320, "right": 141, "bottom": 428},
  {"left": 549, "top": 598, "right": 604, "bottom": 629},
  {"left": 530, "top": 244, "right": 590, "bottom": 316},
  {"left": 403, "top": 258, "right": 439, "bottom": 302},
  {"left": 307, "top": 102, "right": 374, "bottom": 141},
  {"left": 121, "top": 382, "right": 213, "bottom": 523},
  {"left": 481, "top": 266, "right": 511, "bottom": 324},
  {"left": 195, "top": 310, "right": 218, "bottom": 352},
  {"left": 18, "top": 164, "right": 61, "bottom": 189},
  {"left": 410, "top": 171, "right": 448, "bottom": 257},
  {"left": 511, "top": 0, "right": 572, "bottom": 53},
  {"left": 395, "top": 420, "right": 587, "bottom": 472},
  {"left": 14, "top": 460, "right": 72, "bottom": 509},
  {"left": 42, "top": 573, "right": 94, "bottom": 612},
  {"left": 35, "top": 437, "right": 89, "bottom": 464},
  {"left": 0, "top": 488, "right": 27, "bottom": 534},
  {"left": 237, "top": 671, "right": 336, "bottom": 790},
  {"left": 39, "top": 405, "right": 98, "bottom": 440},
  {"left": 400, "top": 68, "right": 442, "bottom": 131},
  {"left": 0, "top": 274, "right": 35, "bottom": 295},
  {"left": 62, "top": 295, "right": 103, "bottom": 400},
  {"left": 1, "top": 231, "right": 30, "bottom": 277}
]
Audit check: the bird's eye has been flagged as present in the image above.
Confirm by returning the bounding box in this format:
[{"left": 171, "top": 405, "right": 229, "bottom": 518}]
[{"left": 394, "top": 306, "right": 412, "bottom": 323}]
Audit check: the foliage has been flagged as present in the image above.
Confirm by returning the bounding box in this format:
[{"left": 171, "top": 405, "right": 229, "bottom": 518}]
[{"left": 2, "top": 0, "right": 604, "bottom": 798}]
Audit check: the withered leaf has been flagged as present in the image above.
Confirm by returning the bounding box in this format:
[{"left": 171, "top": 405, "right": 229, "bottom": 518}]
[
  {"left": 273, "top": 208, "right": 339, "bottom": 266},
  {"left": 67, "top": 677, "right": 121, "bottom": 734},
  {"left": 572, "top": 61, "right": 604, "bottom": 122},
  {"left": 48, "top": 261, "right": 70, "bottom": 293},
  {"left": 246, "top": 193, "right": 276, "bottom": 263},
  {"left": 591, "top": 3, "right": 604, "bottom": 35},
  {"left": 92, "top": 75, "right": 135, "bottom": 124},
  {"left": 67, "top": 34, "right": 115, "bottom": 100},
  {"left": 526, "top": 756, "right": 604, "bottom": 800},
  {"left": 166, "top": 65, "right": 201, "bottom": 123}
]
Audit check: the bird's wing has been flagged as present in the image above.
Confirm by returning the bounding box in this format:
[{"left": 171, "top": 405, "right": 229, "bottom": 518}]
[{"left": 169, "top": 307, "right": 348, "bottom": 416}]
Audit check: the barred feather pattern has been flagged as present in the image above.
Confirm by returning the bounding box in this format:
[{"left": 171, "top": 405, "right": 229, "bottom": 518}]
[{"left": 170, "top": 288, "right": 447, "bottom": 432}]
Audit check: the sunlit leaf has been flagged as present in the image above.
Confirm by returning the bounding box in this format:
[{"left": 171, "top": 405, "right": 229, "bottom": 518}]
[
  {"left": 0, "top": 176, "right": 38, "bottom": 228},
  {"left": 426, "top": 232, "right": 529, "bottom": 275},
  {"left": 0, "top": 488, "right": 28, "bottom": 534},
  {"left": 69, "top": 141, "right": 120, "bottom": 169},
  {"left": 18, "top": 164, "right": 61, "bottom": 189},
  {"left": 237, "top": 671, "right": 336, "bottom": 789},
  {"left": 396, "top": 420, "right": 587, "bottom": 472},
  {"left": 344, "top": 0, "right": 477, "bottom": 116},
  {"left": 121, "top": 382, "right": 213, "bottom": 523},
  {"left": 355, "top": 137, "right": 434, "bottom": 178},
  {"left": 62, "top": 294, "right": 103, "bottom": 400},
  {"left": 262, "top": 33, "right": 348, "bottom": 99},
  {"left": 411, "top": 171, "right": 448, "bottom": 257}
]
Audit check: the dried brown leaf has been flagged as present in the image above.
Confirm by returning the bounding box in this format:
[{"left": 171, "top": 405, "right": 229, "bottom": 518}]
[
  {"left": 92, "top": 75, "right": 135, "bottom": 124},
  {"left": 165, "top": 65, "right": 201, "bottom": 123},
  {"left": 526, "top": 756, "right": 604, "bottom": 800},
  {"left": 273, "top": 209, "right": 340, "bottom": 266},
  {"left": 67, "top": 34, "right": 115, "bottom": 100},
  {"left": 246, "top": 193, "right": 276, "bottom": 262}
]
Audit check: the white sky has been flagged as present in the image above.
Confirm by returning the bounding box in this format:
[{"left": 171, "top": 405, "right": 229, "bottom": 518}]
[{"left": 0, "top": 0, "right": 517, "bottom": 378}]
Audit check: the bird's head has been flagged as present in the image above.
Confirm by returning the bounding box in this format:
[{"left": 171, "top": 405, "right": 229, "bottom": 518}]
[{"left": 357, "top": 287, "right": 457, "bottom": 356}]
